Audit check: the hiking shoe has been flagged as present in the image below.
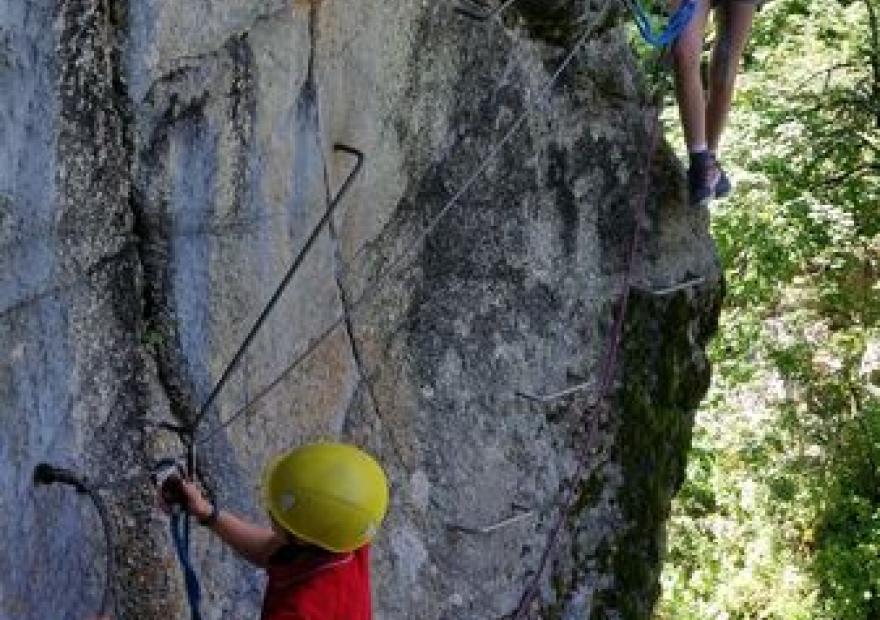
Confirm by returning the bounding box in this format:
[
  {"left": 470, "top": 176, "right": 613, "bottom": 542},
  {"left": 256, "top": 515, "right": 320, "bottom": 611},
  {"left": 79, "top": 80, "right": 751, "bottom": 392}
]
[
  {"left": 711, "top": 153, "right": 732, "bottom": 199},
  {"left": 687, "top": 151, "right": 730, "bottom": 207}
]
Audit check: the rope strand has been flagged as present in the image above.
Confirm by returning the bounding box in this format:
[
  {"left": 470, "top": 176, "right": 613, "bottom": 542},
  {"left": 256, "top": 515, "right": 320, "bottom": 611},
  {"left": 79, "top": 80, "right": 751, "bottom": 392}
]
[{"left": 507, "top": 50, "right": 671, "bottom": 618}]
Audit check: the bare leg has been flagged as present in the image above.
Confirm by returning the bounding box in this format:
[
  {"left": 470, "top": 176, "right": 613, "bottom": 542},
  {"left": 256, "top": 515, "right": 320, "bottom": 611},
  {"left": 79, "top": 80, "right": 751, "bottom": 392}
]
[
  {"left": 706, "top": 0, "right": 756, "bottom": 154},
  {"left": 670, "top": 0, "right": 712, "bottom": 152}
]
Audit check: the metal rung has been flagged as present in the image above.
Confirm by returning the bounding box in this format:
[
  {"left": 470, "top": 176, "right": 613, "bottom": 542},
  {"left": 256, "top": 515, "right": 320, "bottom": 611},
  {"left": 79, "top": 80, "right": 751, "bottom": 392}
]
[
  {"left": 515, "top": 381, "right": 594, "bottom": 405},
  {"left": 447, "top": 508, "right": 534, "bottom": 535},
  {"left": 633, "top": 276, "right": 705, "bottom": 297},
  {"left": 453, "top": 0, "right": 522, "bottom": 21}
]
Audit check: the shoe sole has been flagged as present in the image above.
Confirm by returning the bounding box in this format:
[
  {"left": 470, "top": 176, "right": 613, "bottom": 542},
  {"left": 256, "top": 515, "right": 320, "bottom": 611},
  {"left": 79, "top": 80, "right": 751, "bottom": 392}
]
[
  {"left": 715, "top": 174, "right": 732, "bottom": 199},
  {"left": 691, "top": 177, "right": 732, "bottom": 207}
]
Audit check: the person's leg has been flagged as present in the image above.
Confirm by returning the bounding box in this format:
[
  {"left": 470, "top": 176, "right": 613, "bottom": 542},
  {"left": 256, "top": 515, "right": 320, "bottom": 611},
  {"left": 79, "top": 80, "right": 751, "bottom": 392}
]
[
  {"left": 671, "top": 0, "right": 723, "bottom": 205},
  {"left": 706, "top": 0, "right": 756, "bottom": 154},
  {"left": 670, "top": 0, "right": 712, "bottom": 153}
]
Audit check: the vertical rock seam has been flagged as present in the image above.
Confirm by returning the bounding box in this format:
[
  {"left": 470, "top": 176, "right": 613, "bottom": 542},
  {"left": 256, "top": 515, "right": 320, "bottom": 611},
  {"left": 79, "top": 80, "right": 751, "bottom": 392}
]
[
  {"left": 56, "top": 0, "right": 181, "bottom": 617},
  {"left": 307, "top": 2, "right": 409, "bottom": 470}
]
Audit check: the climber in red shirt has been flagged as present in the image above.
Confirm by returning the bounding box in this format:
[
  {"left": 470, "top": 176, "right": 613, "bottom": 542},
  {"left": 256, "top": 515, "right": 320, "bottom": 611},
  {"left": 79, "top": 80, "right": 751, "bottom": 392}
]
[{"left": 161, "top": 442, "right": 389, "bottom": 620}]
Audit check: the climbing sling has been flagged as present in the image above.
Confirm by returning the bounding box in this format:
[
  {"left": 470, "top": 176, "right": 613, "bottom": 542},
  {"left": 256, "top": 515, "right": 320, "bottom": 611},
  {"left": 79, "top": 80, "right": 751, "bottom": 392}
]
[
  {"left": 625, "top": 0, "right": 698, "bottom": 48},
  {"left": 170, "top": 509, "right": 203, "bottom": 620}
]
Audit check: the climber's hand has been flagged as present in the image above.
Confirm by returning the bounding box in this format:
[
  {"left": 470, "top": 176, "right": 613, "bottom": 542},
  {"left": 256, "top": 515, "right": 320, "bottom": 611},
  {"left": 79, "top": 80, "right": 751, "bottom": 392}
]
[
  {"left": 178, "top": 478, "right": 214, "bottom": 521},
  {"left": 156, "top": 477, "right": 212, "bottom": 521}
]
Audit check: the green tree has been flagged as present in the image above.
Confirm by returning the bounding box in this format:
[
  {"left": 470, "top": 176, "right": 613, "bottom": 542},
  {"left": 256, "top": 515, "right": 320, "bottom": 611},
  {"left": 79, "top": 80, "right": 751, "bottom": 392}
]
[{"left": 656, "top": 1, "right": 880, "bottom": 618}]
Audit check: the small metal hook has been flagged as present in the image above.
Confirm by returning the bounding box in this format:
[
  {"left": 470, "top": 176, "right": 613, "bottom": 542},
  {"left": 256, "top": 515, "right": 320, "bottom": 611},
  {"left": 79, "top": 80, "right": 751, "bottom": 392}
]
[{"left": 33, "top": 462, "right": 117, "bottom": 616}]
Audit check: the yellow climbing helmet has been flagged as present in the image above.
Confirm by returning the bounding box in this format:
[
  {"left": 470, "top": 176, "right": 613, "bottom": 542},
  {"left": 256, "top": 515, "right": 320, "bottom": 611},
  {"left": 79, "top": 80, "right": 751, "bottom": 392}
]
[{"left": 262, "top": 442, "right": 389, "bottom": 553}]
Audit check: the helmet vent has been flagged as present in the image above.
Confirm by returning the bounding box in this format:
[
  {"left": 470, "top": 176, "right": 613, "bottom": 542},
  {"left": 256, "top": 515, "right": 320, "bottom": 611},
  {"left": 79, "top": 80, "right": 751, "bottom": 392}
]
[{"left": 280, "top": 492, "right": 296, "bottom": 512}]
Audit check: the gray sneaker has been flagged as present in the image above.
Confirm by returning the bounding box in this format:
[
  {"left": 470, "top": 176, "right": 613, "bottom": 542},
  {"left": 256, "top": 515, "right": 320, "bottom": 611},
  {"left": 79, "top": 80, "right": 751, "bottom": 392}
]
[
  {"left": 688, "top": 151, "right": 731, "bottom": 207},
  {"left": 712, "top": 153, "right": 732, "bottom": 199}
]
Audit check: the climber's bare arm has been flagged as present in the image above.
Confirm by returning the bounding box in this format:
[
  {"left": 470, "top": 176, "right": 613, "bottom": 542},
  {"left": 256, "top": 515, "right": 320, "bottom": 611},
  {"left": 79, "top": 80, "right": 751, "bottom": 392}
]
[
  {"left": 201, "top": 505, "right": 287, "bottom": 568},
  {"left": 164, "top": 480, "right": 287, "bottom": 568}
]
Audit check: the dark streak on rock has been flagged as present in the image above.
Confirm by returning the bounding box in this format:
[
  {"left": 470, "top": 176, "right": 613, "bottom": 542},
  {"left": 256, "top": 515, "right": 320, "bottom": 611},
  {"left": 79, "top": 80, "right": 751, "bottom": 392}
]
[
  {"left": 227, "top": 35, "right": 257, "bottom": 220},
  {"left": 548, "top": 143, "right": 578, "bottom": 256},
  {"left": 133, "top": 33, "right": 257, "bottom": 432},
  {"left": 513, "top": 0, "right": 621, "bottom": 47}
]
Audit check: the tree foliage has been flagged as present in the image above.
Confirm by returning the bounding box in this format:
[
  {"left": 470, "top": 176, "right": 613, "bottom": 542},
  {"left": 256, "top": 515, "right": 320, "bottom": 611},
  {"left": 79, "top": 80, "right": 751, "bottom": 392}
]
[{"left": 653, "top": 0, "right": 880, "bottom": 618}]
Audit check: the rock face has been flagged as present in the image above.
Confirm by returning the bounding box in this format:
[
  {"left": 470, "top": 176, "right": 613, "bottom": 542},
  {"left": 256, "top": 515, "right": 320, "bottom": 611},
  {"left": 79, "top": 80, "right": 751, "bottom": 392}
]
[{"left": 0, "top": 0, "right": 722, "bottom": 618}]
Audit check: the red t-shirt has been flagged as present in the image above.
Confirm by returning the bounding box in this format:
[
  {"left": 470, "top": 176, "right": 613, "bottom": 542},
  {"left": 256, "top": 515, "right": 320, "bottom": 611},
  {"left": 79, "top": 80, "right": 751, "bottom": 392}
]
[{"left": 260, "top": 544, "right": 372, "bottom": 620}]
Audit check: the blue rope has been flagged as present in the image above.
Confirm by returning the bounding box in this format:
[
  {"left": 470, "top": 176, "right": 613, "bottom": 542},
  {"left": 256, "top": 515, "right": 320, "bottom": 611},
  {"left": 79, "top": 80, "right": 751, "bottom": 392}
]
[
  {"left": 625, "top": 0, "right": 698, "bottom": 48},
  {"left": 170, "top": 510, "right": 203, "bottom": 620}
]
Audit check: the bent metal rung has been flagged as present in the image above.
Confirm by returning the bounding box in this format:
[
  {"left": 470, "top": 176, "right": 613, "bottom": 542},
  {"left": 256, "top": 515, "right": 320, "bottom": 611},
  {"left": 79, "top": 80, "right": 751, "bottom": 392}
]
[
  {"left": 632, "top": 276, "right": 705, "bottom": 297},
  {"left": 447, "top": 508, "right": 534, "bottom": 535},
  {"left": 515, "top": 381, "right": 594, "bottom": 405},
  {"left": 191, "top": 144, "right": 364, "bottom": 435}
]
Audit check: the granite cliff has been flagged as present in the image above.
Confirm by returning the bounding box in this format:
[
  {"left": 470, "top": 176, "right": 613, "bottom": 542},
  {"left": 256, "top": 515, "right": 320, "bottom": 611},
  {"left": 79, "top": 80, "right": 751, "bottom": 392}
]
[{"left": 0, "top": 0, "right": 721, "bottom": 617}]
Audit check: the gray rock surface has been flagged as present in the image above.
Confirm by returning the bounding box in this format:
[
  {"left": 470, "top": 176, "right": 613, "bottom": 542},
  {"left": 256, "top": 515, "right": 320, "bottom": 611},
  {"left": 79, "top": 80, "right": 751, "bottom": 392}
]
[{"left": 1, "top": 0, "right": 722, "bottom": 618}]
